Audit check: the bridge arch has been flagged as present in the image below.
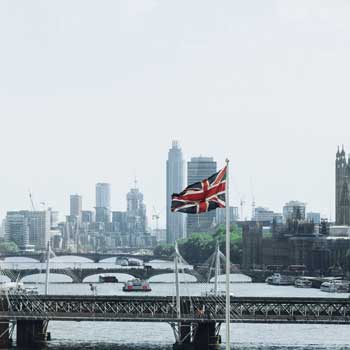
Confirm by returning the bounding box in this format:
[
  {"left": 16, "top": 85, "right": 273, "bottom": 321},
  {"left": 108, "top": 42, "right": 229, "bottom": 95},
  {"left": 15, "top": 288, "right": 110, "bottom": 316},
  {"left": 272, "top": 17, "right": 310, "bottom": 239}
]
[
  {"left": 3, "top": 257, "right": 40, "bottom": 263},
  {"left": 148, "top": 272, "right": 198, "bottom": 283},
  {"left": 20, "top": 273, "right": 73, "bottom": 283},
  {"left": 50, "top": 256, "right": 95, "bottom": 263}
]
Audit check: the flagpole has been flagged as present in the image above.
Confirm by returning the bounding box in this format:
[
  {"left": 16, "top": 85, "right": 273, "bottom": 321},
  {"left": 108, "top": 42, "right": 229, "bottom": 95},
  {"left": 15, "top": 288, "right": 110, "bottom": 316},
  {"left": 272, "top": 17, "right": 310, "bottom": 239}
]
[{"left": 225, "top": 158, "right": 230, "bottom": 350}]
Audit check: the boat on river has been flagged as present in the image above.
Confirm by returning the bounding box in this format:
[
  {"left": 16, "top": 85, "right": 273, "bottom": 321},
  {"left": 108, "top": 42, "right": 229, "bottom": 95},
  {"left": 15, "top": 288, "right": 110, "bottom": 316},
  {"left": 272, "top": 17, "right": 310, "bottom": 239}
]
[
  {"left": 294, "top": 277, "right": 312, "bottom": 288},
  {"left": 320, "top": 280, "right": 349, "bottom": 293},
  {"left": 266, "top": 273, "right": 295, "bottom": 286},
  {"left": 122, "top": 279, "right": 151, "bottom": 292},
  {"left": 99, "top": 275, "right": 118, "bottom": 283}
]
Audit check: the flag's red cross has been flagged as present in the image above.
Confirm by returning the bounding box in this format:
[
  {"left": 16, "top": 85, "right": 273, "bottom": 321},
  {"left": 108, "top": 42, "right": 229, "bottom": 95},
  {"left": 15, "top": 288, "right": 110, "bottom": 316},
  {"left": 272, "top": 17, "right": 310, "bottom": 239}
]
[{"left": 171, "top": 166, "right": 227, "bottom": 214}]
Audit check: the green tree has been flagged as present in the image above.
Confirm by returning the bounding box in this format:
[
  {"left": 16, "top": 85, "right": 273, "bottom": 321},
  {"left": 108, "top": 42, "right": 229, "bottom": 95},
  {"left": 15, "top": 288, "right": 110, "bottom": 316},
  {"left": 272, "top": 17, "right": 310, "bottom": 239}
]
[
  {"left": 154, "top": 243, "right": 175, "bottom": 258},
  {"left": 0, "top": 241, "right": 19, "bottom": 253}
]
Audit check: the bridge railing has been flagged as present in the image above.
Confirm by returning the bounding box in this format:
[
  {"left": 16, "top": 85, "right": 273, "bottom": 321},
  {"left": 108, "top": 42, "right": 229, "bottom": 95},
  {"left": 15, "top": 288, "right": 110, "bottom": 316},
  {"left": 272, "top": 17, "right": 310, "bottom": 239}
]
[{"left": 1, "top": 296, "right": 350, "bottom": 324}]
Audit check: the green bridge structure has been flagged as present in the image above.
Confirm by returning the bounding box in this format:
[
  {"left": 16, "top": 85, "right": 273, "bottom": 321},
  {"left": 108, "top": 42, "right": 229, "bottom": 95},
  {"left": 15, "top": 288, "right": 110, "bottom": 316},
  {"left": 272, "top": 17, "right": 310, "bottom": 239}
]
[{"left": 1, "top": 295, "right": 350, "bottom": 350}]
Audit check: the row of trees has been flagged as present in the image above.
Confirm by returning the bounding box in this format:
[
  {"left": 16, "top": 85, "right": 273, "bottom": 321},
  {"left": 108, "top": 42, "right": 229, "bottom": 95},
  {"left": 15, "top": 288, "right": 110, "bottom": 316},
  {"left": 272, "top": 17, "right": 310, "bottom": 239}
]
[{"left": 154, "top": 224, "right": 243, "bottom": 265}]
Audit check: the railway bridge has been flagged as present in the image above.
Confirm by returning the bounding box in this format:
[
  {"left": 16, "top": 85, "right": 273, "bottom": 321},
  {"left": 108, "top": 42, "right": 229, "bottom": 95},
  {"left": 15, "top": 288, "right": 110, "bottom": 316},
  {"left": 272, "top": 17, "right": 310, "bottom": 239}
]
[{"left": 1, "top": 295, "right": 350, "bottom": 350}]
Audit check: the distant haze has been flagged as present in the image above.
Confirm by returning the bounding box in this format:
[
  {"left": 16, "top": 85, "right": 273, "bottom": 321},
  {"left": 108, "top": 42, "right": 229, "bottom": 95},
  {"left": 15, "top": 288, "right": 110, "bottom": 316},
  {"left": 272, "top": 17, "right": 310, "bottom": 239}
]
[{"left": 0, "top": 1, "right": 349, "bottom": 226}]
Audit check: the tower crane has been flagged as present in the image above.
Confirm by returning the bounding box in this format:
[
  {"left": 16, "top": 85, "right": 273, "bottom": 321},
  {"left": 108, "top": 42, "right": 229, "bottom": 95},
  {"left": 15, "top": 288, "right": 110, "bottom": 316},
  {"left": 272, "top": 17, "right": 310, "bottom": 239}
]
[{"left": 28, "top": 190, "right": 36, "bottom": 211}]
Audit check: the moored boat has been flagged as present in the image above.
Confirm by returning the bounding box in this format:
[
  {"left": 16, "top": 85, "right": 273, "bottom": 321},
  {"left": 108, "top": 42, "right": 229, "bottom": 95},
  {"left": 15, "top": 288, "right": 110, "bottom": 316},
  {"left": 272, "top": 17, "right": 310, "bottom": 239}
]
[
  {"left": 122, "top": 279, "right": 151, "bottom": 292},
  {"left": 320, "top": 280, "right": 349, "bottom": 293},
  {"left": 266, "top": 273, "right": 295, "bottom": 286},
  {"left": 294, "top": 278, "right": 312, "bottom": 288},
  {"left": 99, "top": 275, "right": 118, "bottom": 283}
]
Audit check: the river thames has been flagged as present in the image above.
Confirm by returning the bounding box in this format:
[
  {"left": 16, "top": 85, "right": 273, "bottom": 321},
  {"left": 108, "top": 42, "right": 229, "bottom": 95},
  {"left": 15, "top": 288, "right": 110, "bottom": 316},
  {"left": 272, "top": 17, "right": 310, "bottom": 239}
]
[{"left": 2, "top": 256, "right": 350, "bottom": 349}]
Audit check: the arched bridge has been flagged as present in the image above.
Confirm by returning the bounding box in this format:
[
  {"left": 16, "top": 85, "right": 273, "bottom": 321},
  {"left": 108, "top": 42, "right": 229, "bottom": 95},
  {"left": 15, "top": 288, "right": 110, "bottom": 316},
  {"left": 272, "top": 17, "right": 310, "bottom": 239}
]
[
  {"left": 0, "top": 252, "right": 172, "bottom": 263},
  {"left": 0, "top": 267, "right": 205, "bottom": 283}
]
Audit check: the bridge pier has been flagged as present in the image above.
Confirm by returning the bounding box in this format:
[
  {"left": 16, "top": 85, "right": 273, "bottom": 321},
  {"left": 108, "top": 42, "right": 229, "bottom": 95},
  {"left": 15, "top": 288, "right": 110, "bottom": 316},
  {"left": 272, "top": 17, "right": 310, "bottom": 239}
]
[
  {"left": 0, "top": 321, "right": 11, "bottom": 349},
  {"left": 173, "top": 321, "right": 221, "bottom": 350},
  {"left": 16, "top": 320, "right": 49, "bottom": 347}
]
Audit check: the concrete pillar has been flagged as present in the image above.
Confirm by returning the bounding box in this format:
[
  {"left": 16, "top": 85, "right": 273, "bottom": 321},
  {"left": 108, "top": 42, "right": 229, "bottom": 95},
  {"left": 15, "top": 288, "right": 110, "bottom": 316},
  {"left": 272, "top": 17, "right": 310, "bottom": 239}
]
[
  {"left": 16, "top": 320, "right": 48, "bottom": 347},
  {"left": 0, "top": 321, "right": 10, "bottom": 349},
  {"left": 192, "top": 322, "right": 220, "bottom": 350},
  {"left": 180, "top": 322, "right": 191, "bottom": 344}
]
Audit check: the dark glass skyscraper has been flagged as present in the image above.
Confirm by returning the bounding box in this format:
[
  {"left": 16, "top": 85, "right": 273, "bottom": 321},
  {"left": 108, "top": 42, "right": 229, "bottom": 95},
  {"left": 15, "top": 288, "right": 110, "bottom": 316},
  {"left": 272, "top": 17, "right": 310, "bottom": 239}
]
[
  {"left": 166, "top": 141, "right": 186, "bottom": 243},
  {"left": 187, "top": 156, "right": 217, "bottom": 235}
]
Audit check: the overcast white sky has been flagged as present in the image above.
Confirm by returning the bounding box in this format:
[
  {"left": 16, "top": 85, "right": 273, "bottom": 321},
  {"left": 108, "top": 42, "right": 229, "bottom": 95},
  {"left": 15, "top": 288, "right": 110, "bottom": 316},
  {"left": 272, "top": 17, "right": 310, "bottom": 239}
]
[{"left": 0, "top": 1, "right": 349, "bottom": 227}]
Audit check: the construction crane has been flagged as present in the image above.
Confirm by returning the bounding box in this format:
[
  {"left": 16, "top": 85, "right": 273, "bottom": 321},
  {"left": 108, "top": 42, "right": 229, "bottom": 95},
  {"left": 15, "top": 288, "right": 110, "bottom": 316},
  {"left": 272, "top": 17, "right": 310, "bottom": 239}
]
[
  {"left": 240, "top": 197, "right": 245, "bottom": 221},
  {"left": 28, "top": 190, "right": 36, "bottom": 211}
]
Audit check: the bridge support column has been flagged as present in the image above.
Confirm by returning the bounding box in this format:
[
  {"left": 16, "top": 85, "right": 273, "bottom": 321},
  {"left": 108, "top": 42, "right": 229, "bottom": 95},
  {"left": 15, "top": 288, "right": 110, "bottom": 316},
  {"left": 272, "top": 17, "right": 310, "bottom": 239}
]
[
  {"left": 0, "top": 321, "right": 11, "bottom": 349},
  {"left": 192, "top": 322, "right": 220, "bottom": 350},
  {"left": 173, "top": 322, "right": 220, "bottom": 350},
  {"left": 16, "top": 320, "right": 49, "bottom": 347}
]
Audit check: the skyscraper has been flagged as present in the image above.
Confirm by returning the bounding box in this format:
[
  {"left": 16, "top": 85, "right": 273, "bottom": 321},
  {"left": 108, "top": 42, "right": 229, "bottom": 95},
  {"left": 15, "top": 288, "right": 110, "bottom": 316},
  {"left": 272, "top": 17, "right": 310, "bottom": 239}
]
[
  {"left": 186, "top": 156, "right": 217, "bottom": 235},
  {"left": 166, "top": 141, "right": 186, "bottom": 243},
  {"left": 126, "top": 185, "right": 147, "bottom": 234},
  {"left": 70, "top": 194, "right": 82, "bottom": 220},
  {"left": 336, "top": 146, "right": 350, "bottom": 225},
  {"left": 5, "top": 212, "right": 29, "bottom": 249},
  {"left": 95, "top": 183, "right": 111, "bottom": 223},
  {"left": 6, "top": 210, "right": 50, "bottom": 250}
]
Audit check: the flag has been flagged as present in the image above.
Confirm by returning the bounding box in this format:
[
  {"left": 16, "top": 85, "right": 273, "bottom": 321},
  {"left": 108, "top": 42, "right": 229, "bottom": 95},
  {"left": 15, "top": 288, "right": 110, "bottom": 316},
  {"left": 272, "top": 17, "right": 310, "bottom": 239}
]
[{"left": 171, "top": 166, "right": 227, "bottom": 214}]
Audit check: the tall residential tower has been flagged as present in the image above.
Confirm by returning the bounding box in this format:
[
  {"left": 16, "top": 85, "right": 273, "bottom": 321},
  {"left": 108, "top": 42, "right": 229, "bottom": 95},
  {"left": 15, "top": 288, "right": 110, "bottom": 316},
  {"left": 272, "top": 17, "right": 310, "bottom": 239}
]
[{"left": 166, "top": 141, "right": 186, "bottom": 243}]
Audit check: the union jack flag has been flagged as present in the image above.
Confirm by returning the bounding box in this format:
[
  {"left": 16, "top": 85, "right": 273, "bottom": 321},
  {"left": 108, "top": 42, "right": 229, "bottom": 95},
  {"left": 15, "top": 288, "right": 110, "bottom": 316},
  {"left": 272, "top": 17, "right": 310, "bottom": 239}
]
[{"left": 171, "top": 166, "right": 227, "bottom": 214}]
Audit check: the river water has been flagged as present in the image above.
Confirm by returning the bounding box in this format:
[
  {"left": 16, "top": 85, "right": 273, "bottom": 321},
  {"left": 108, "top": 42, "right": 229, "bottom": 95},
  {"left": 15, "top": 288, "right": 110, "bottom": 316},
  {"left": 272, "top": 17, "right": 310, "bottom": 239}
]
[{"left": 2, "top": 256, "right": 350, "bottom": 349}]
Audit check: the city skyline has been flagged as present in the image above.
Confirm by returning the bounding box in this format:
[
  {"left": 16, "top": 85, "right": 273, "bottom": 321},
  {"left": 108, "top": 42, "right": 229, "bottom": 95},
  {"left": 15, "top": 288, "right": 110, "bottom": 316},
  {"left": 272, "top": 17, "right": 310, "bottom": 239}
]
[{"left": 0, "top": 144, "right": 338, "bottom": 227}]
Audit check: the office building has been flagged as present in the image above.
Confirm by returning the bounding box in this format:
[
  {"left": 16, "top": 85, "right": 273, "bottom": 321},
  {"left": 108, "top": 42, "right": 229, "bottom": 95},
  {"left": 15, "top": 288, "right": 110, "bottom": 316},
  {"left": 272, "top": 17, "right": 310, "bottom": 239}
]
[
  {"left": 253, "top": 207, "right": 275, "bottom": 223},
  {"left": 283, "top": 201, "right": 306, "bottom": 222},
  {"left": 187, "top": 156, "right": 217, "bottom": 235},
  {"left": 70, "top": 194, "right": 82, "bottom": 220},
  {"left": 126, "top": 185, "right": 147, "bottom": 234},
  {"left": 5, "top": 212, "right": 29, "bottom": 249},
  {"left": 216, "top": 206, "right": 239, "bottom": 225},
  {"left": 166, "top": 141, "right": 186, "bottom": 243},
  {"left": 307, "top": 212, "right": 321, "bottom": 224},
  {"left": 95, "top": 183, "right": 111, "bottom": 223},
  {"left": 82, "top": 210, "right": 95, "bottom": 224},
  {"left": 6, "top": 210, "right": 50, "bottom": 250}
]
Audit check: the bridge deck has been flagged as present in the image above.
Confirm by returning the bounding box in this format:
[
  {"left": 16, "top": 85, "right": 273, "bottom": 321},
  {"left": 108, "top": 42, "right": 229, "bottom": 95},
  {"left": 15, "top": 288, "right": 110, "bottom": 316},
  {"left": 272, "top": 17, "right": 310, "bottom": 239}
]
[{"left": 1, "top": 295, "right": 350, "bottom": 324}]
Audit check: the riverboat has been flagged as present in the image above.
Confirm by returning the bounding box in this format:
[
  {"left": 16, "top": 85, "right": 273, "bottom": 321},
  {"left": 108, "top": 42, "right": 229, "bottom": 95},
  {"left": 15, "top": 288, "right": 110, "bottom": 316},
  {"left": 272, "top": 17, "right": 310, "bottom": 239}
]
[
  {"left": 99, "top": 275, "right": 118, "bottom": 283},
  {"left": 122, "top": 279, "right": 151, "bottom": 292},
  {"left": 294, "top": 277, "right": 312, "bottom": 288},
  {"left": 266, "top": 273, "right": 295, "bottom": 286},
  {"left": 320, "top": 280, "right": 349, "bottom": 293}
]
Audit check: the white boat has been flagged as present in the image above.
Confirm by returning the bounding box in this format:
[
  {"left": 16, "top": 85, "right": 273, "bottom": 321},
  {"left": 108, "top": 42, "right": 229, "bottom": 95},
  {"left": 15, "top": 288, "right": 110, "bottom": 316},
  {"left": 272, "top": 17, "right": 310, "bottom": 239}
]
[
  {"left": 320, "top": 280, "right": 349, "bottom": 293},
  {"left": 122, "top": 279, "right": 151, "bottom": 292},
  {"left": 294, "top": 278, "right": 312, "bottom": 288},
  {"left": 116, "top": 258, "right": 129, "bottom": 266},
  {"left": 266, "top": 273, "right": 295, "bottom": 286}
]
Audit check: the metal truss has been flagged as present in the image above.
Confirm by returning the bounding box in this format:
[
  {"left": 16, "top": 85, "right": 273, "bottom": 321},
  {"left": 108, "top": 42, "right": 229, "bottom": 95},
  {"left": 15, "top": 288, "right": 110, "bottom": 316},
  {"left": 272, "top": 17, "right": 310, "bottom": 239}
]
[{"left": 0, "top": 296, "right": 350, "bottom": 324}]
